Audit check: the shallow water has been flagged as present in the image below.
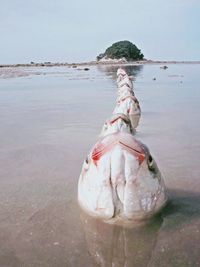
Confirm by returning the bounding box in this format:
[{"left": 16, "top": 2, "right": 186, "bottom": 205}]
[{"left": 0, "top": 64, "right": 200, "bottom": 266}]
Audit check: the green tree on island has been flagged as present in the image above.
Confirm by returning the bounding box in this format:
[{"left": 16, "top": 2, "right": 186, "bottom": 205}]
[{"left": 97, "top": 40, "right": 144, "bottom": 61}]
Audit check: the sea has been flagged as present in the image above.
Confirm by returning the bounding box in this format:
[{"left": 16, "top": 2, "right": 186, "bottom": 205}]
[{"left": 0, "top": 63, "right": 200, "bottom": 266}]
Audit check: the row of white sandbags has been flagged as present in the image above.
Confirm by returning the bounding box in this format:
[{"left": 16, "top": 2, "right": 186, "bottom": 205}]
[{"left": 78, "top": 67, "right": 167, "bottom": 225}]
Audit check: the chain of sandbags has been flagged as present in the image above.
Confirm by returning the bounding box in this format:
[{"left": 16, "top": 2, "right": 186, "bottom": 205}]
[{"left": 78, "top": 68, "right": 167, "bottom": 225}]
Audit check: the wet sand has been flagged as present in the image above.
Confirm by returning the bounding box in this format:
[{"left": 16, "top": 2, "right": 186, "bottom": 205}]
[{"left": 0, "top": 64, "right": 200, "bottom": 266}]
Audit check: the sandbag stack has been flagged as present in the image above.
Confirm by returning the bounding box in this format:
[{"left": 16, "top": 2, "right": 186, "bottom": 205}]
[
  {"left": 78, "top": 68, "right": 167, "bottom": 225},
  {"left": 114, "top": 68, "right": 141, "bottom": 130}
]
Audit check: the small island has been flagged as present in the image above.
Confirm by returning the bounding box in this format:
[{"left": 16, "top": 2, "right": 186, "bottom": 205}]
[
  {"left": 97, "top": 40, "right": 144, "bottom": 62},
  {"left": 0, "top": 39, "right": 200, "bottom": 68}
]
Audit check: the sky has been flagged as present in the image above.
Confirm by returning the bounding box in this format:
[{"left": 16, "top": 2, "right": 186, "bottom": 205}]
[{"left": 0, "top": 0, "right": 200, "bottom": 64}]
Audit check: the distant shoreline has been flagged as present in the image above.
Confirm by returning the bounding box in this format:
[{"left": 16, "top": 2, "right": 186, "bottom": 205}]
[{"left": 1, "top": 60, "right": 200, "bottom": 68}]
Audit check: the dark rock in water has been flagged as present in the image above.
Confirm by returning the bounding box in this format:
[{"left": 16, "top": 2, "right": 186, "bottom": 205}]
[
  {"left": 153, "top": 77, "right": 156, "bottom": 81},
  {"left": 84, "top": 68, "right": 90, "bottom": 71},
  {"left": 160, "top": 65, "right": 168, "bottom": 69}
]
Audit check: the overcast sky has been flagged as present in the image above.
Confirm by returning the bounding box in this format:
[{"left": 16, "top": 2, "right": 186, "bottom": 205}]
[{"left": 0, "top": 0, "right": 200, "bottom": 64}]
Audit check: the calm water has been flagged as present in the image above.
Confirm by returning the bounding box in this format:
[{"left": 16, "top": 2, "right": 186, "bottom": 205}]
[{"left": 0, "top": 64, "right": 200, "bottom": 267}]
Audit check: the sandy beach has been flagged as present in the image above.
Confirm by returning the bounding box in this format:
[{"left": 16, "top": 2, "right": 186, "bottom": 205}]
[
  {"left": 0, "top": 63, "right": 200, "bottom": 266},
  {"left": 1, "top": 59, "right": 200, "bottom": 79}
]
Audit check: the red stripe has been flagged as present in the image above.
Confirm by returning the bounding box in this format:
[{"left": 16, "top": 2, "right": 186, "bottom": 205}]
[{"left": 91, "top": 138, "right": 145, "bottom": 165}]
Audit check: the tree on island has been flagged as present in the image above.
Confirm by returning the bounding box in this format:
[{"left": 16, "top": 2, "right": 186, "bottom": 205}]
[{"left": 97, "top": 40, "right": 144, "bottom": 61}]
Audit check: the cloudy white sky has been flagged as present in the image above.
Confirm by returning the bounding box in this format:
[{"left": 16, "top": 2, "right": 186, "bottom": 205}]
[{"left": 0, "top": 0, "right": 200, "bottom": 64}]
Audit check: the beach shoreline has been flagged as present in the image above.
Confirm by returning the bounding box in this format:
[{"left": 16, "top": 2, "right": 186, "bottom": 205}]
[{"left": 1, "top": 60, "right": 200, "bottom": 68}]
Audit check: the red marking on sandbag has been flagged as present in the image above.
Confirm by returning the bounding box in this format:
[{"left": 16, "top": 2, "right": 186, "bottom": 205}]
[
  {"left": 119, "top": 141, "right": 145, "bottom": 164},
  {"left": 91, "top": 141, "right": 116, "bottom": 165}
]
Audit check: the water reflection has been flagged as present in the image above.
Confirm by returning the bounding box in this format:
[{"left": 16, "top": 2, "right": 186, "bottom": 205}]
[
  {"left": 97, "top": 65, "right": 143, "bottom": 81},
  {"left": 81, "top": 212, "right": 162, "bottom": 267},
  {"left": 80, "top": 188, "right": 200, "bottom": 267},
  {"left": 162, "top": 189, "right": 200, "bottom": 229},
  {"left": 147, "top": 190, "right": 200, "bottom": 266}
]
